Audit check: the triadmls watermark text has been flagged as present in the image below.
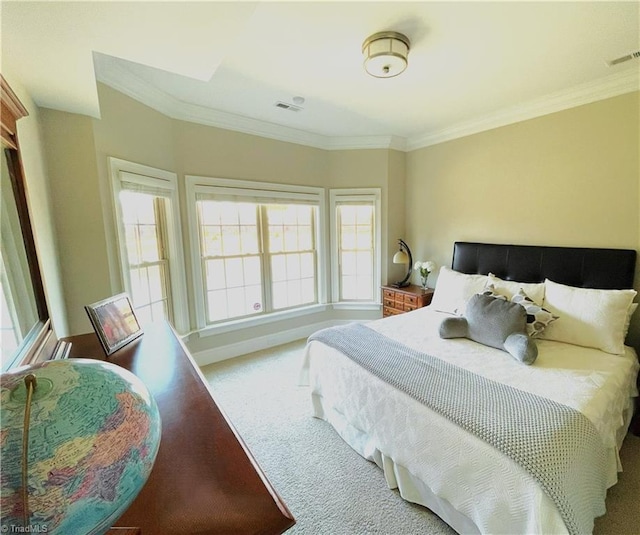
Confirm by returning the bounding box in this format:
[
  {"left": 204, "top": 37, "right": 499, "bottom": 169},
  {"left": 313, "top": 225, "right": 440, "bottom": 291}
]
[{"left": 1, "top": 524, "right": 48, "bottom": 533}]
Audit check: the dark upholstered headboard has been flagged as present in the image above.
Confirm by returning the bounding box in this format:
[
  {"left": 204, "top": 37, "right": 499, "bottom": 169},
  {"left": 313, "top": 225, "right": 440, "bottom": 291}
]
[{"left": 452, "top": 242, "right": 636, "bottom": 290}]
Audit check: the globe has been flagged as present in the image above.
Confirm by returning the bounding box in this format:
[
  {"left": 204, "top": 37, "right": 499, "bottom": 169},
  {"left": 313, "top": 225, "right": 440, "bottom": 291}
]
[{"left": 0, "top": 359, "right": 162, "bottom": 535}]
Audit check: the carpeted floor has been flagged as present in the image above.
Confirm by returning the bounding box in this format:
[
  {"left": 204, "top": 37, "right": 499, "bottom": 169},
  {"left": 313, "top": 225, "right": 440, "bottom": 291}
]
[{"left": 202, "top": 340, "right": 640, "bottom": 535}]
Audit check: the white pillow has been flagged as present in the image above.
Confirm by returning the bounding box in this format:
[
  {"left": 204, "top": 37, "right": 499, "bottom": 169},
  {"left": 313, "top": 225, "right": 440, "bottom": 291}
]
[
  {"left": 623, "top": 303, "right": 638, "bottom": 338},
  {"left": 539, "top": 279, "right": 637, "bottom": 354},
  {"left": 486, "top": 273, "right": 545, "bottom": 305},
  {"left": 430, "top": 266, "right": 488, "bottom": 315}
]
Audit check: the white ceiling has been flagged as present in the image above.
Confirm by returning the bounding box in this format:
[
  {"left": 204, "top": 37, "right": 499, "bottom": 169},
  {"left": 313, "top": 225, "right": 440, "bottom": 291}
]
[{"left": 2, "top": 1, "right": 639, "bottom": 151}]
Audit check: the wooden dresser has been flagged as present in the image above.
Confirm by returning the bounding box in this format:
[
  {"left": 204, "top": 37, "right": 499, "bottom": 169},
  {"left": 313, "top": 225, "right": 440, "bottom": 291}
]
[
  {"left": 63, "top": 322, "right": 294, "bottom": 535},
  {"left": 382, "top": 284, "right": 434, "bottom": 317}
]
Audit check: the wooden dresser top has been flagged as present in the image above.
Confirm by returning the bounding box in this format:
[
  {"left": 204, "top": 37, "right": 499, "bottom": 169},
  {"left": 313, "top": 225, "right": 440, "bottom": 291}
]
[{"left": 64, "top": 322, "right": 294, "bottom": 535}]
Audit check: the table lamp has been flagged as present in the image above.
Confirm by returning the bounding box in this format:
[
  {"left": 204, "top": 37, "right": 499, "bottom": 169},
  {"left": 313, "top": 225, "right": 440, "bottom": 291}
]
[
  {"left": 0, "top": 359, "right": 161, "bottom": 535},
  {"left": 392, "top": 238, "right": 413, "bottom": 288}
]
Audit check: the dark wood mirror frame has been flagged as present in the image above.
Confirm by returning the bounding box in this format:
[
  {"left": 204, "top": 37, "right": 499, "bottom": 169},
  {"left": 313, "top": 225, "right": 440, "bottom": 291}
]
[{"left": 1, "top": 75, "right": 67, "bottom": 367}]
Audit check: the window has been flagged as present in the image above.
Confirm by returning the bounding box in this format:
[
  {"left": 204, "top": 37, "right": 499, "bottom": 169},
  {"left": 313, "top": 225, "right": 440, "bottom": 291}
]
[
  {"left": 336, "top": 204, "right": 375, "bottom": 300},
  {"left": 197, "top": 200, "right": 263, "bottom": 322},
  {"left": 120, "top": 191, "right": 171, "bottom": 326},
  {"left": 109, "top": 158, "right": 189, "bottom": 333},
  {"left": 196, "top": 201, "right": 318, "bottom": 323},
  {"left": 330, "top": 189, "right": 381, "bottom": 304},
  {"left": 187, "top": 176, "right": 325, "bottom": 330},
  {"left": 266, "top": 204, "right": 317, "bottom": 310}
]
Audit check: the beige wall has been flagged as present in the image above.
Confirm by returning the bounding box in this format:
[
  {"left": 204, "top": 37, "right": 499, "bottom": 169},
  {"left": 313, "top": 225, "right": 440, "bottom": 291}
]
[
  {"left": 2, "top": 72, "right": 68, "bottom": 336},
  {"left": 40, "top": 109, "right": 109, "bottom": 335},
  {"left": 406, "top": 91, "right": 640, "bottom": 347},
  {"left": 387, "top": 149, "right": 407, "bottom": 285},
  {"left": 174, "top": 119, "right": 327, "bottom": 185}
]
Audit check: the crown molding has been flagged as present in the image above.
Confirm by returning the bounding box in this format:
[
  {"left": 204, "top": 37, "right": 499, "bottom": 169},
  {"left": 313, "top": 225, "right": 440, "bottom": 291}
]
[
  {"left": 407, "top": 69, "right": 639, "bottom": 151},
  {"left": 323, "top": 135, "right": 407, "bottom": 151},
  {"left": 96, "top": 60, "right": 402, "bottom": 151},
  {"left": 97, "top": 59, "right": 638, "bottom": 154},
  {"left": 177, "top": 99, "right": 330, "bottom": 149}
]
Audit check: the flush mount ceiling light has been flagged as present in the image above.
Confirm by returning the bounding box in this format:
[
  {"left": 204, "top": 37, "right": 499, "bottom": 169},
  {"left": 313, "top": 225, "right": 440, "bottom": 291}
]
[{"left": 362, "top": 31, "right": 410, "bottom": 78}]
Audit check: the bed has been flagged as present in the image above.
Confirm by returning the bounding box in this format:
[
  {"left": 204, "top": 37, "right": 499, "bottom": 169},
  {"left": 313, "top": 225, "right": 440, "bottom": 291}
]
[{"left": 301, "top": 242, "right": 639, "bottom": 535}]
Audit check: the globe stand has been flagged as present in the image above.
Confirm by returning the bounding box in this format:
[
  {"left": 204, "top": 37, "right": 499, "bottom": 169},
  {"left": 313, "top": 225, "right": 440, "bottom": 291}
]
[{"left": 19, "top": 374, "right": 37, "bottom": 529}]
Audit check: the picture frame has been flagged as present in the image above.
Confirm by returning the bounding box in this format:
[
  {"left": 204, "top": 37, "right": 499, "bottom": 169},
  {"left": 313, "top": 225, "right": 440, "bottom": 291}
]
[{"left": 85, "top": 293, "right": 143, "bottom": 356}]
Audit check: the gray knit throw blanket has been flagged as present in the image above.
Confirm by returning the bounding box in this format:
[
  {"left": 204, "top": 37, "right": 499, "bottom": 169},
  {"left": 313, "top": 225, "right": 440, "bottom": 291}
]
[{"left": 309, "top": 323, "right": 608, "bottom": 535}]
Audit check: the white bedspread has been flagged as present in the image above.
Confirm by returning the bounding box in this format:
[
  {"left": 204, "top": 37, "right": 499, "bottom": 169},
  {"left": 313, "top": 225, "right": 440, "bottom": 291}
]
[{"left": 300, "top": 307, "right": 639, "bottom": 534}]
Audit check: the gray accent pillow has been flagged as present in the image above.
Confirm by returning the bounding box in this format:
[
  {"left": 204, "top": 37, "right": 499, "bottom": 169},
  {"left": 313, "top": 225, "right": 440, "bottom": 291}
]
[{"left": 439, "top": 294, "right": 538, "bottom": 365}]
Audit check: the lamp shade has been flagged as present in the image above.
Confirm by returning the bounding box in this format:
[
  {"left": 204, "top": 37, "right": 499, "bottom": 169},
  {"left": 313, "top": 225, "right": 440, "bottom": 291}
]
[
  {"left": 0, "top": 359, "right": 161, "bottom": 535},
  {"left": 393, "top": 250, "right": 410, "bottom": 264},
  {"left": 392, "top": 238, "right": 413, "bottom": 288},
  {"left": 362, "top": 31, "right": 410, "bottom": 78}
]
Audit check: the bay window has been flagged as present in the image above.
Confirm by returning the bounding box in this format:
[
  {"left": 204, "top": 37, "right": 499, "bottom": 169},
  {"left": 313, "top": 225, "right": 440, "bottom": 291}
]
[{"left": 187, "top": 176, "right": 325, "bottom": 330}]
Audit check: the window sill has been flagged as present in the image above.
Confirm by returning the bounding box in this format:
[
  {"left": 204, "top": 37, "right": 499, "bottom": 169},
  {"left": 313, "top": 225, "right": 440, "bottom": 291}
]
[
  {"left": 198, "top": 303, "right": 330, "bottom": 338},
  {"left": 331, "top": 302, "right": 381, "bottom": 311}
]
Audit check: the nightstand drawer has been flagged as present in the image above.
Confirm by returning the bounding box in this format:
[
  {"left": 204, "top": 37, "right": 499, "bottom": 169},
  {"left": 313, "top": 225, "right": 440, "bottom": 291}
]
[
  {"left": 381, "top": 285, "right": 434, "bottom": 318},
  {"left": 404, "top": 294, "right": 418, "bottom": 307},
  {"left": 382, "top": 289, "right": 396, "bottom": 300}
]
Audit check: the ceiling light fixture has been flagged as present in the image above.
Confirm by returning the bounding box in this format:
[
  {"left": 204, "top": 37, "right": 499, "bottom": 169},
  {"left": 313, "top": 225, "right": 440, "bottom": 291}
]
[{"left": 362, "top": 31, "right": 410, "bottom": 79}]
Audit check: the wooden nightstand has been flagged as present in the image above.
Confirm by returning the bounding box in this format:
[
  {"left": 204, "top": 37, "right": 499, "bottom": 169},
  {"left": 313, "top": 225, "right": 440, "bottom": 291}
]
[{"left": 382, "top": 284, "right": 434, "bottom": 317}]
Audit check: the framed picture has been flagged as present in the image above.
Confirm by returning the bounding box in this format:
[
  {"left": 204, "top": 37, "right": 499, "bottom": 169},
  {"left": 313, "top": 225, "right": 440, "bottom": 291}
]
[{"left": 85, "top": 293, "right": 143, "bottom": 356}]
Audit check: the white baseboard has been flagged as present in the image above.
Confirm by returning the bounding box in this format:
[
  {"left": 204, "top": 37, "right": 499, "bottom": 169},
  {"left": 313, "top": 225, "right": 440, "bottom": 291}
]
[{"left": 191, "top": 319, "right": 351, "bottom": 367}]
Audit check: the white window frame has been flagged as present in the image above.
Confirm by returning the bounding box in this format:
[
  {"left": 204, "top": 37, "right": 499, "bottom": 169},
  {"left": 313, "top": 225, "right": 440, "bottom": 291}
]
[
  {"left": 109, "top": 158, "right": 189, "bottom": 334},
  {"left": 185, "top": 175, "right": 328, "bottom": 335},
  {"left": 330, "top": 188, "right": 382, "bottom": 308}
]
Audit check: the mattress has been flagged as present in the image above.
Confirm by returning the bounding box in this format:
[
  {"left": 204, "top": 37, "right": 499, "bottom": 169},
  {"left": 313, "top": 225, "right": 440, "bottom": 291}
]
[{"left": 300, "top": 307, "right": 639, "bottom": 534}]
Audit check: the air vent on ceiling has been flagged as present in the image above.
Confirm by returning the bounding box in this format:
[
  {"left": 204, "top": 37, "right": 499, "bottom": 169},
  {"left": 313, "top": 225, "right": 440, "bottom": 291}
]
[
  {"left": 606, "top": 50, "right": 640, "bottom": 67},
  {"left": 275, "top": 101, "right": 303, "bottom": 112}
]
